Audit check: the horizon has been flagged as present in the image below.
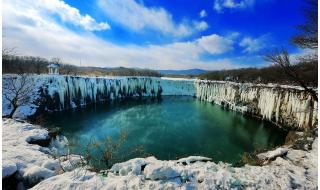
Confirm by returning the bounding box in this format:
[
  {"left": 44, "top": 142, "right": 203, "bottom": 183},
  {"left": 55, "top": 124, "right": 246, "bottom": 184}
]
[{"left": 3, "top": 0, "right": 307, "bottom": 70}]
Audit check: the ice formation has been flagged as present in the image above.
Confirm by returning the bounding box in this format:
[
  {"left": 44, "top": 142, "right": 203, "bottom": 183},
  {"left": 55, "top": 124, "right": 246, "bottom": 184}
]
[
  {"left": 2, "top": 74, "right": 317, "bottom": 130},
  {"left": 195, "top": 80, "right": 318, "bottom": 130}
]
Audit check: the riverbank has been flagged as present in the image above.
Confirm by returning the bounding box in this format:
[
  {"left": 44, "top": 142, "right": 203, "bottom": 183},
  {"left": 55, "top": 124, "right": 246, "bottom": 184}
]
[{"left": 2, "top": 118, "right": 317, "bottom": 189}]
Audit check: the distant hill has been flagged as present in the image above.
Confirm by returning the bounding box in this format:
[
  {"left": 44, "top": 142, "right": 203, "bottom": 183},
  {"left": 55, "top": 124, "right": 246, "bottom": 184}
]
[{"left": 158, "top": 69, "right": 207, "bottom": 75}]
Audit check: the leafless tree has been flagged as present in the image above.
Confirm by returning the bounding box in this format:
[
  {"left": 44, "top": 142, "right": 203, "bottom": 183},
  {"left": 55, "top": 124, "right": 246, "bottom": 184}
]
[
  {"left": 3, "top": 74, "right": 34, "bottom": 118},
  {"left": 292, "top": 0, "right": 318, "bottom": 50},
  {"left": 264, "top": 0, "right": 318, "bottom": 101},
  {"left": 2, "top": 47, "right": 17, "bottom": 60},
  {"left": 264, "top": 49, "right": 317, "bottom": 101},
  {"left": 51, "top": 57, "right": 62, "bottom": 65}
]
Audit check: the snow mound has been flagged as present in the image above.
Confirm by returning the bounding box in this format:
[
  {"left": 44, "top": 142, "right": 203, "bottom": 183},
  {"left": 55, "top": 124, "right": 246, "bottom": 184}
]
[
  {"left": 23, "top": 166, "right": 54, "bottom": 186},
  {"left": 2, "top": 119, "right": 72, "bottom": 188},
  {"left": 257, "top": 147, "right": 289, "bottom": 161},
  {"left": 41, "top": 160, "right": 60, "bottom": 171}
]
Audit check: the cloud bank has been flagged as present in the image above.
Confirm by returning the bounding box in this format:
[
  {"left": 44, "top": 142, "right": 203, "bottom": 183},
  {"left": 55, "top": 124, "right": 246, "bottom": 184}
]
[
  {"left": 214, "top": 0, "right": 255, "bottom": 13},
  {"left": 3, "top": 0, "right": 266, "bottom": 70},
  {"left": 97, "top": 0, "right": 208, "bottom": 37}
]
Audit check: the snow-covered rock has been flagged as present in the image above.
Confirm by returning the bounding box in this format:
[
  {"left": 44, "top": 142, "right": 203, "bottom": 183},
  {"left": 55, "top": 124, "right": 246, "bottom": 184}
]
[
  {"left": 2, "top": 119, "right": 72, "bottom": 188},
  {"left": 59, "top": 155, "right": 85, "bottom": 172},
  {"left": 257, "top": 147, "right": 289, "bottom": 161},
  {"left": 41, "top": 160, "right": 60, "bottom": 171},
  {"left": 144, "top": 161, "right": 180, "bottom": 180},
  {"left": 32, "top": 140, "right": 318, "bottom": 189},
  {"left": 176, "top": 156, "right": 212, "bottom": 165},
  {"left": 2, "top": 160, "right": 17, "bottom": 178},
  {"left": 23, "top": 166, "right": 54, "bottom": 186},
  {"left": 111, "top": 157, "right": 157, "bottom": 176}
]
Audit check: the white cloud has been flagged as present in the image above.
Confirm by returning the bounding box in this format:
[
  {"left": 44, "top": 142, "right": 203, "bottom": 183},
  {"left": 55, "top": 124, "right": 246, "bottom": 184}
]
[
  {"left": 199, "top": 10, "right": 207, "bottom": 18},
  {"left": 194, "top": 21, "right": 209, "bottom": 31},
  {"left": 27, "top": 0, "right": 110, "bottom": 31},
  {"left": 197, "top": 34, "right": 234, "bottom": 54},
  {"left": 239, "top": 35, "right": 268, "bottom": 53},
  {"left": 3, "top": 0, "right": 255, "bottom": 70},
  {"left": 214, "top": 0, "right": 255, "bottom": 13},
  {"left": 97, "top": 0, "right": 206, "bottom": 37}
]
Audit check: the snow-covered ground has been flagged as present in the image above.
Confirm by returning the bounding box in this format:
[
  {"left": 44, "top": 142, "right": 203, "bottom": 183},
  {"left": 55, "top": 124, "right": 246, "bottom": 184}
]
[
  {"left": 2, "top": 119, "right": 80, "bottom": 188},
  {"left": 2, "top": 119, "right": 318, "bottom": 189}
]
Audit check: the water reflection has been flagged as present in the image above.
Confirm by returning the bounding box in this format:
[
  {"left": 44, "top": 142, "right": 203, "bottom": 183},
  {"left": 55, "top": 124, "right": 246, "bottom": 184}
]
[{"left": 44, "top": 96, "right": 287, "bottom": 165}]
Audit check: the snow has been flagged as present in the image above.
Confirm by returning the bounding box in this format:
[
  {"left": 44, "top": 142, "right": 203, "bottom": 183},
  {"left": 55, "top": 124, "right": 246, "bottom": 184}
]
[
  {"left": 59, "top": 155, "right": 85, "bottom": 172},
  {"left": 32, "top": 143, "right": 318, "bottom": 189},
  {"left": 2, "top": 119, "right": 71, "bottom": 188},
  {"left": 41, "top": 160, "right": 60, "bottom": 171},
  {"left": 257, "top": 147, "right": 289, "bottom": 161},
  {"left": 23, "top": 166, "right": 55, "bottom": 186},
  {"left": 2, "top": 119, "right": 318, "bottom": 189}
]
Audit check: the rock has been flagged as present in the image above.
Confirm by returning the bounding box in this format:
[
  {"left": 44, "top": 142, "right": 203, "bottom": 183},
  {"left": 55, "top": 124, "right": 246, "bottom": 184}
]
[
  {"left": 60, "top": 155, "right": 84, "bottom": 172},
  {"left": 144, "top": 163, "right": 180, "bottom": 180},
  {"left": 111, "top": 157, "right": 157, "bottom": 176},
  {"left": 41, "top": 160, "right": 60, "bottom": 171},
  {"left": 257, "top": 147, "right": 289, "bottom": 161},
  {"left": 2, "top": 160, "right": 17, "bottom": 178},
  {"left": 23, "top": 166, "right": 54, "bottom": 186},
  {"left": 177, "top": 156, "right": 211, "bottom": 165}
]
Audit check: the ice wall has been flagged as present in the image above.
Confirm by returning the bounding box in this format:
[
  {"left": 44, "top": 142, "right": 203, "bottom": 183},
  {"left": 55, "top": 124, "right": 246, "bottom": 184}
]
[
  {"left": 195, "top": 80, "right": 318, "bottom": 130},
  {"left": 40, "top": 75, "right": 165, "bottom": 110},
  {"left": 2, "top": 75, "right": 317, "bottom": 130},
  {"left": 4, "top": 75, "right": 195, "bottom": 112}
]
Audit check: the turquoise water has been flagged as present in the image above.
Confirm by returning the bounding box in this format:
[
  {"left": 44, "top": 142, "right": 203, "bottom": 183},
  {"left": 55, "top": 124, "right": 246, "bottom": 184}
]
[{"left": 44, "top": 96, "right": 287, "bottom": 167}]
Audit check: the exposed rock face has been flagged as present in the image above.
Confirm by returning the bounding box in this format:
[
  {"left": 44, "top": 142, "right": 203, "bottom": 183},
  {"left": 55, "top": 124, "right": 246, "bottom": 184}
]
[{"left": 195, "top": 80, "right": 318, "bottom": 130}]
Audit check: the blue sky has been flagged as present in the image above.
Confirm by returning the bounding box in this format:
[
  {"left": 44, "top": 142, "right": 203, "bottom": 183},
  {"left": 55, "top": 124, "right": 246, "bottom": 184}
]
[{"left": 2, "top": 0, "right": 307, "bottom": 70}]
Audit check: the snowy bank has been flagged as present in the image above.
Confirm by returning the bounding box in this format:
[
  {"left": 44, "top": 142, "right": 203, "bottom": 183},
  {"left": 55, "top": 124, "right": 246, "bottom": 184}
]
[
  {"left": 2, "top": 119, "right": 317, "bottom": 189},
  {"left": 2, "top": 119, "right": 80, "bottom": 188},
  {"left": 33, "top": 140, "right": 318, "bottom": 189}
]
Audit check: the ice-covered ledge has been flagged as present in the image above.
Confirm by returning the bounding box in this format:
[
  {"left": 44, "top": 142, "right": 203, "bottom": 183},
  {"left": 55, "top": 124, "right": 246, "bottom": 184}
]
[
  {"left": 2, "top": 119, "right": 317, "bottom": 189},
  {"left": 2, "top": 74, "right": 318, "bottom": 130}
]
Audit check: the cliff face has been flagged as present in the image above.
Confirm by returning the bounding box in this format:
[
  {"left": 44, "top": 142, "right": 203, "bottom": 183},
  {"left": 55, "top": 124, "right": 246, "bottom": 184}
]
[
  {"left": 195, "top": 80, "right": 318, "bottom": 130},
  {"left": 40, "top": 76, "right": 162, "bottom": 110},
  {"left": 2, "top": 75, "right": 317, "bottom": 130},
  {"left": 38, "top": 76, "right": 195, "bottom": 110}
]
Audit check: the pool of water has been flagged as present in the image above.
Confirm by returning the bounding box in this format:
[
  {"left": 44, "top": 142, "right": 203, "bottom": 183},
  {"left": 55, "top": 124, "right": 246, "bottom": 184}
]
[{"left": 43, "top": 96, "right": 287, "bottom": 168}]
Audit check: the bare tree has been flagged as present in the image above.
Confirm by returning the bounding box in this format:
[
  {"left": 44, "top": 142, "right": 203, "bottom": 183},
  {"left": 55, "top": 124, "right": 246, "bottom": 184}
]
[
  {"left": 264, "top": 49, "right": 317, "bottom": 101},
  {"left": 2, "top": 47, "right": 17, "bottom": 60},
  {"left": 3, "top": 75, "right": 34, "bottom": 118},
  {"left": 51, "top": 57, "right": 62, "bottom": 65},
  {"left": 264, "top": 0, "right": 318, "bottom": 101},
  {"left": 292, "top": 0, "right": 318, "bottom": 50}
]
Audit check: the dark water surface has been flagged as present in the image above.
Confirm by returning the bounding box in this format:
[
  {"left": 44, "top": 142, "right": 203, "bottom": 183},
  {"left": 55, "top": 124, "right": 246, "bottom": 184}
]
[{"left": 44, "top": 96, "right": 287, "bottom": 166}]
